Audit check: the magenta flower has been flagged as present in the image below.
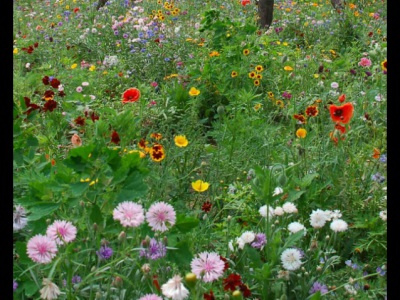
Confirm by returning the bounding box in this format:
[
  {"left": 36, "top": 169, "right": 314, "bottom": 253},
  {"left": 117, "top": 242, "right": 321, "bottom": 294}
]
[
  {"left": 190, "top": 251, "right": 225, "bottom": 282},
  {"left": 358, "top": 57, "right": 372, "bottom": 67},
  {"left": 27, "top": 234, "right": 58, "bottom": 264},
  {"left": 113, "top": 201, "right": 145, "bottom": 227},
  {"left": 46, "top": 220, "right": 77, "bottom": 245},
  {"left": 146, "top": 202, "right": 176, "bottom": 232}
]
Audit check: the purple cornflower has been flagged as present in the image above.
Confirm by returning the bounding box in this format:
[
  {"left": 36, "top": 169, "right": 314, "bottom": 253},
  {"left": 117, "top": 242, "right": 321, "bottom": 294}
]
[
  {"left": 251, "top": 233, "right": 266, "bottom": 249},
  {"left": 376, "top": 266, "right": 386, "bottom": 276},
  {"left": 13, "top": 280, "right": 18, "bottom": 292},
  {"left": 114, "top": 30, "right": 119, "bottom": 36},
  {"left": 371, "top": 172, "right": 385, "bottom": 183},
  {"left": 365, "top": 71, "right": 372, "bottom": 77},
  {"left": 379, "top": 154, "right": 387, "bottom": 163},
  {"left": 140, "top": 238, "right": 167, "bottom": 260},
  {"left": 123, "top": 33, "right": 129, "bottom": 39},
  {"left": 72, "top": 275, "right": 82, "bottom": 284},
  {"left": 96, "top": 245, "right": 113, "bottom": 260},
  {"left": 309, "top": 281, "right": 328, "bottom": 295}
]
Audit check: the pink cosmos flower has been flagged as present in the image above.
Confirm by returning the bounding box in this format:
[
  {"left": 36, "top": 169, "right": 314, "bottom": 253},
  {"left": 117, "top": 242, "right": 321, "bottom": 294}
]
[
  {"left": 46, "top": 220, "right": 77, "bottom": 245},
  {"left": 190, "top": 251, "right": 225, "bottom": 282},
  {"left": 146, "top": 202, "right": 176, "bottom": 232},
  {"left": 113, "top": 201, "right": 145, "bottom": 227},
  {"left": 27, "top": 234, "right": 58, "bottom": 264},
  {"left": 358, "top": 57, "right": 372, "bottom": 67}
]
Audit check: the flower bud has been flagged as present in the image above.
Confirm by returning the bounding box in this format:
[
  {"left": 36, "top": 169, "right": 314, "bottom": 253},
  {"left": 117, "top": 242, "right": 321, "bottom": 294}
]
[
  {"left": 185, "top": 273, "right": 197, "bottom": 289},
  {"left": 118, "top": 231, "right": 126, "bottom": 242},
  {"left": 232, "top": 290, "right": 243, "bottom": 300},
  {"left": 141, "top": 263, "right": 151, "bottom": 274},
  {"left": 217, "top": 105, "right": 225, "bottom": 115},
  {"left": 112, "top": 276, "right": 123, "bottom": 287}
]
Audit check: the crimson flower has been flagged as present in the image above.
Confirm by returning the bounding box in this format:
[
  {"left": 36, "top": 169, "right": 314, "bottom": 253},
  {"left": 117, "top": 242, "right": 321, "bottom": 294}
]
[
  {"left": 239, "top": 283, "right": 252, "bottom": 298},
  {"left": 223, "top": 273, "right": 242, "bottom": 291},
  {"left": 43, "top": 100, "right": 57, "bottom": 112},
  {"left": 42, "top": 76, "right": 50, "bottom": 85},
  {"left": 219, "top": 255, "right": 229, "bottom": 271},
  {"left": 201, "top": 201, "right": 212, "bottom": 213},
  {"left": 111, "top": 130, "right": 120, "bottom": 144},
  {"left": 203, "top": 290, "right": 215, "bottom": 300},
  {"left": 329, "top": 102, "right": 354, "bottom": 124},
  {"left": 74, "top": 116, "right": 86, "bottom": 126},
  {"left": 50, "top": 78, "right": 61, "bottom": 89},
  {"left": 122, "top": 88, "right": 141, "bottom": 103},
  {"left": 23, "top": 97, "right": 41, "bottom": 115}
]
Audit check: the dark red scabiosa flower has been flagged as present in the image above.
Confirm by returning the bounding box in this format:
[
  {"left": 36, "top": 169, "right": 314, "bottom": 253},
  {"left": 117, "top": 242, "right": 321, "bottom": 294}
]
[
  {"left": 50, "top": 78, "right": 61, "bottom": 89},
  {"left": 111, "top": 130, "right": 120, "bottom": 144},
  {"left": 22, "top": 46, "right": 34, "bottom": 54},
  {"left": 58, "top": 91, "right": 66, "bottom": 97},
  {"left": 223, "top": 273, "right": 242, "bottom": 291},
  {"left": 23, "top": 97, "right": 41, "bottom": 115},
  {"left": 74, "top": 116, "right": 86, "bottom": 126},
  {"left": 43, "top": 100, "right": 57, "bottom": 112},
  {"left": 293, "top": 114, "right": 307, "bottom": 124},
  {"left": 90, "top": 112, "right": 99, "bottom": 122},
  {"left": 364, "top": 112, "right": 371, "bottom": 121},
  {"left": 219, "top": 255, "right": 229, "bottom": 271},
  {"left": 42, "top": 76, "right": 50, "bottom": 85},
  {"left": 239, "top": 283, "right": 252, "bottom": 298},
  {"left": 121, "top": 88, "right": 141, "bottom": 103},
  {"left": 305, "top": 106, "right": 318, "bottom": 117},
  {"left": 202, "top": 201, "right": 212, "bottom": 213},
  {"left": 329, "top": 102, "right": 354, "bottom": 124},
  {"left": 34, "top": 42, "right": 39, "bottom": 48},
  {"left": 42, "top": 90, "right": 55, "bottom": 101},
  {"left": 203, "top": 290, "right": 215, "bottom": 300},
  {"left": 318, "top": 65, "right": 324, "bottom": 73}
]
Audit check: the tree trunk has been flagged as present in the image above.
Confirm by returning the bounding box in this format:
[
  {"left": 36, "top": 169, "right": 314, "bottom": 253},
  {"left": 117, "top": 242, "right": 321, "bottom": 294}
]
[{"left": 258, "top": 0, "right": 274, "bottom": 29}]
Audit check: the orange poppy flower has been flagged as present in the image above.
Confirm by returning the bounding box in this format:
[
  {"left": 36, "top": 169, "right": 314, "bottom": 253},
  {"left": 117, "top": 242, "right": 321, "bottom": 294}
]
[
  {"left": 329, "top": 102, "right": 354, "bottom": 124},
  {"left": 372, "top": 148, "right": 380, "bottom": 159},
  {"left": 122, "top": 88, "right": 141, "bottom": 103}
]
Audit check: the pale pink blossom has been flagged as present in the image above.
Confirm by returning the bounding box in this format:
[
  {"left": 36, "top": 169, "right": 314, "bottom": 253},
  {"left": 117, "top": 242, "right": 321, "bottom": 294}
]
[
  {"left": 27, "top": 234, "right": 58, "bottom": 264},
  {"left": 358, "top": 57, "right": 372, "bottom": 67},
  {"left": 113, "top": 201, "right": 145, "bottom": 227},
  {"left": 190, "top": 252, "right": 225, "bottom": 282},
  {"left": 46, "top": 220, "right": 77, "bottom": 245},
  {"left": 146, "top": 202, "right": 176, "bottom": 232}
]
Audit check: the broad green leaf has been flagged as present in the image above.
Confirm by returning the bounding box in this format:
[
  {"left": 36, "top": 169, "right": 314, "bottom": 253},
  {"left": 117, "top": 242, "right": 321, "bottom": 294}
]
[
  {"left": 90, "top": 204, "right": 103, "bottom": 225},
  {"left": 287, "top": 190, "right": 306, "bottom": 202},
  {"left": 166, "top": 241, "right": 193, "bottom": 267},
  {"left": 15, "top": 241, "right": 30, "bottom": 264},
  {"left": 70, "top": 182, "right": 90, "bottom": 197},
  {"left": 300, "top": 173, "right": 319, "bottom": 188},
  {"left": 28, "top": 203, "right": 61, "bottom": 221},
  {"left": 174, "top": 215, "right": 200, "bottom": 233},
  {"left": 23, "top": 280, "right": 39, "bottom": 297},
  {"left": 307, "top": 291, "right": 321, "bottom": 300}
]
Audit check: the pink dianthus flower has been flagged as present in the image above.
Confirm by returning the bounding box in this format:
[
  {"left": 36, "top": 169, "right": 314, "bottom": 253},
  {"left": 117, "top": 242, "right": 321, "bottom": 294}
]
[
  {"left": 27, "top": 234, "right": 58, "bottom": 264},
  {"left": 190, "top": 251, "right": 225, "bottom": 282},
  {"left": 146, "top": 202, "right": 176, "bottom": 232}
]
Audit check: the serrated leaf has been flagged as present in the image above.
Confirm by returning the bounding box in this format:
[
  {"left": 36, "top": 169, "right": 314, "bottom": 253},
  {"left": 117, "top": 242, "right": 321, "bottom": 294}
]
[
  {"left": 166, "top": 241, "right": 193, "bottom": 267},
  {"left": 70, "top": 182, "right": 89, "bottom": 197}
]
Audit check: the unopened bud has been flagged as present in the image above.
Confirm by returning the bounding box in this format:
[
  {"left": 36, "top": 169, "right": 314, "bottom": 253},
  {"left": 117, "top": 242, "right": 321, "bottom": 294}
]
[
  {"left": 141, "top": 263, "right": 151, "bottom": 274},
  {"left": 118, "top": 231, "right": 126, "bottom": 242},
  {"left": 93, "top": 223, "right": 98, "bottom": 231},
  {"left": 217, "top": 105, "right": 225, "bottom": 115},
  {"left": 112, "top": 276, "right": 123, "bottom": 287},
  {"left": 316, "top": 266, "right": 322, "bottom": 272},
  {"left": 232, "top": 290, "right": 243, "bottom": 300},
  {"left": 185, "top": 273, "right": 197, "bottom": 289},
  {"left": 80, "top": 201, "right": 85, "bottom": 207}
]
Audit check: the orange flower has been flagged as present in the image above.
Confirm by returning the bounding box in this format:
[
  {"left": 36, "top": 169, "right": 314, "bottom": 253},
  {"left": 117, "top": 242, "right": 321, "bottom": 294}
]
[
  {"left": 372, "top": 148, "right": 380, "bottom": 159},
  {"left": 150, "top": 143, "right": 165, "bottom": 162},
  {"left": 122, "top": 88, "right": 141, "bottom": 103},
  {"left": 150, "top": 133, "right": 163, "bottom": 140},
  {"left": 338, "top": 94, "right": 346, "bottom": 103},
  {"left": 329, "top": 102, "right": 354, "bottom": 124},
  {"left": 305, "top": 106, "right": 318, "bottom": 117}
]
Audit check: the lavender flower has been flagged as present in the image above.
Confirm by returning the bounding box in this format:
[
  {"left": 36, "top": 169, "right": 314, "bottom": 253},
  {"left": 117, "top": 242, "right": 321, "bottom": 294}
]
[
  {"left": 251, "top": 233, "right": 266, "bottom": 249},
  {"left": 371, "top": 172, "right": 385, "bottom": 183},
  {"left": 13, "top": 280, "right": 18, "bottom": 292},
  {"left": 96, "top": 245, "right": 113, "bottom": 260},
  {"left": 140, "top": 238, "right": 167, "bottom": 260},
  {"left": 379, "top": 154, "right": 387, "bottom": 163}
]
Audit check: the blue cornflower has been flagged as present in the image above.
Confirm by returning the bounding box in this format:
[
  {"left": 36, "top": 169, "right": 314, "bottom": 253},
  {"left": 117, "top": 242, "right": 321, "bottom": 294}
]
[
  {"left": 72, "top": 275, "right": 82, "bottom": 284},
  {"left": 96, "top": 245, "right": 113, "bottom": 260},
  {"left": 164, "top": 57, "right": 170, "bottom": 62},
  {"left": 309, "top": 281, "right": 328, "bottom": 295},
  {"left": 376, "top": 266, "right": 386, "bottom": 276},
  {"left": 379, "top": 154, "right": 387, "bottom": 163}
]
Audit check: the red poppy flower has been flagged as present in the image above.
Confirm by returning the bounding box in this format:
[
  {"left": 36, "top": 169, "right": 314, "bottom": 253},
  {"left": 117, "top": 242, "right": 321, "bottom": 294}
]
[
  {"left": 201, "top": 201, "right": 212, "bottom": 213},
  {"left": 223, "top": 273, "right": 242, "bottom": 291},
  {"left": 329, "top": 102, "right": 354, "bottom": 124},
  {"left": 338, "top": 94, "right": 346, "bottom": 103},
  {"left": 293, "top": 114, "right": 307, "bottom": 124},
  {"left": 204, "top": 290, "right": 215, "bottom": 300},
  {"left": 111, "top": 130, "right": 120, "bottom": 144},
  {"left": 334, "top": 123, "right": 346, "bottom": 134},
  {"left": 74, "top": 116, "right": 86, "bottom": 126},
  {"left": 73, "top": 7, "right": 80, "bottom": 13},
  {"left": 241, "top": 0, "right": 250, "bottom": 5},
  {"left": 122, "top": 88, "right": 141, "bottom": 103},
  {"left": 43, "top": 100, "right": 57, "bottom": 112}
]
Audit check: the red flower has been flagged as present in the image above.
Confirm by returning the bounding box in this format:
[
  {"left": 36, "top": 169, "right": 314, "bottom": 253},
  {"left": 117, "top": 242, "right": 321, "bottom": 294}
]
[
  {"left": 293, "top": 113, "right": 307, "bottom": 124},
  {"left": 58, "top": 91, "right": 66, "bottom": 97},
  {"left": 42, "top": 90, "right": 55, "bottom": 101},
  {"left": 111, "top": 130, "right": 120, "bottom": 144},
  {"left": 34, "top": 42, "right": 39, "bottom": 48},
  {"left": 152, "top": 275, "right": 160, "bottom": 291},
  {"left": 74, "top": 116, "right": 86, "bottom": 126},
  {"left": 202, "top": 201, "right": 212, "bottom": 213},
  {"left": 50, "top": 78, "right": 61, "bottom": 89},
  {"left": 90, "top": 112, "right": 99, "bottom": 122},
  {"left": 42, "top": 76, "right": 50, "bottom": 85},
  {"left": 203, "top": 290, "right": 215, "bottom": 300},
  {"left": 219, "top": 255, "right": 229, "bottom": 271},
  {"left": 23, "top": 97, "right": 41, "bottom": 115},
  {"left": 329, "top": 102, "right": 354, "bottom": 124},
  {"left": 43, "top": 100, "right": 57, "bottom": 112},
  {"left": 73, "top": 7, "right": 80, "bottom": 13},
  {"left": 305, "top": 106, "right": 318, "bottom": 117},
  {"left": 334, "top": 123, "right": 346, "bottom": 134},
  {"left": 223, "top": 273, "right": 242, "bottom": 291},
  {"left": 241, "top": 0, "right": 250, "bottom": 5},
  {"left": 122, "top": 88, "right": 141, "bottom": 103},
  {"left": 338, "top": 94, "right": 346, "bottom": 103},
  {"left": 239, "top": 283, "right": 252, "bottom": 298}
]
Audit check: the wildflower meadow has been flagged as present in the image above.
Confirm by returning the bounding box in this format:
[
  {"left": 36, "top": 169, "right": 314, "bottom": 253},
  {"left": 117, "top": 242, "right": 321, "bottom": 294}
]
[{"left": 13, "top": 0, "right": 387, "bottom": 299}]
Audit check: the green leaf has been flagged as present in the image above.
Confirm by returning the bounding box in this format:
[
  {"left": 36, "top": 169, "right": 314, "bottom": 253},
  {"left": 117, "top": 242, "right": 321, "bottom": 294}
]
[
  {"left": 287, "top": 190, "right": 306, "bottom": 202},
  {"left": 70, "top": 182, "right": 89, "bottom": 197},
  {"left": 23, "top": 280, "right": 39, "bottom": 297},
  {"left": 281, "top": 230, "right": 305, "bottom": 250},
  {"left": 90, "top": 204, "right": 103, "bottom": 225},
  {"left": 174, "top": 215, "right": 199, "bottom": 233},
  {"left": 300, "top": 173, "right": 319, "bottom": 188},
  {"left": 15, "top": 241, "right": 30, "bottom": 264},
  {"left": 26, "top": 135, "right": 39, "bottom": 147},
  {"left": 116, "top": 171, "right": 147, "bottom": 203},
  {"left": 306, "top": 291, "right": 321, "bottom": 300},
  {"left": 28, "top": 203, "right": 61, "bottom": 221},
  {"left": 166, "top": 241, "right": 193, "bottom": 267}
]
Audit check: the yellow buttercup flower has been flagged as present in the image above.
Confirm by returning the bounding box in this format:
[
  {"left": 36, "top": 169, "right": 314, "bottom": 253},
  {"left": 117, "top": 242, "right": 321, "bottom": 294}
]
[
  {"left": 189, "top": 87, "right": 200, "bottom": 96},
  {"left": 174, "top": 135, "right": 189, "bottom": 147},
  {"left": 296, "top": 128, "right": 307, "bottom": 138},
  {"left": 191, "top": 180, "right": 210, "bottom": 192},
  {"left": 13, "top": 48, "right": 18, "bottom": 54},
  {"left": 89, "top": 65, "right": 96, "bottom": 71},
  {"left": 70, "top": 63, "right": 78, "bottom": 69},
  {"left": 284, "top": 66, "right": 293, "bottom": 71}
]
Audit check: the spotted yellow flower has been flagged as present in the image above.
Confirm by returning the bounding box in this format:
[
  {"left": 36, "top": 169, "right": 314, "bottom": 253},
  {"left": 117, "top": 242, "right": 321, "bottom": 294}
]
[
  {"left": 255, "top": 65, "right": 264, "bottom": 72},
  {"left": 256, "top": 74, "right": 262, "bottom": 79},
  {"left": 150, "top": 143, "right": 165, "bottom": 162},
  {"left": 174, "top": 135, "right": 189, "bottom": 147},
  {"left": 189, "top": 87, "right": 200, "bottom": 96},
  {"left": 296, "top": 128, "right": 307, "bottom": 138},
  {"left": 267, "top": 92, "right": 274, "bottom": 99},
  {"left": 276, "top": 100, "right": 284, "bottom": 108},
  {"left": 243, "top": 49, "right": 250, "bottom": 56},
  {"left": 253, "top": 79, "right": 260, "bottom": 86},
  {"left": 284, "top": 66, "right": 293, "bottom": 71},
  {"left": 231, "top": 71, "right": 238, "bottom": 78},
  {"left": 191, "top": 180, "right": 210, "bottom": 192},
  {"left": 248, "top": 71, "right": 256, "bottom": 79},
  {"left": 65, "top": 5, "right": 69, "bottom": 9}
]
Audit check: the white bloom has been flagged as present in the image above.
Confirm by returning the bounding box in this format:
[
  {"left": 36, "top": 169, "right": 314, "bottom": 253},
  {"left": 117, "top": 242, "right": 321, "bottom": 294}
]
[
  {"left": 39, "top": 278, "right": 61, "bottom": 300},
  {"left": 375, "top": 94, "right": 384, "bottom": 102},
  {"left": 329, "top": 210, "right": 342, "bottom": 220},
  {"left": 236, "top": 237, "right": 245, "bottom": 250},
  {"left": 309, "top": 209, "right": 330, "bottom": 228},
  {"left": 13, "top": 205, "right": 28, "bottom": 231},
  {"left": 25, "top": 63, "right": 31, "bottom": 69},
  {"left": 379, "top": 210, "right": 387, "bottom": 221},
  {"left": 272, "top": 187, "right": 284, "bottom": 196},
  {"left": 344, "top": 284, "right": 357, "bottom": 295},
  {"left": 282, "top": 202, "right": 298, "bottom": 214},
  {"left": 324, "top": 210, "right": 333, "bottom": 221},
  {"left": 228, "top": 240, "right": 234, "bottom": 251},
  {"left": 288, "top": 222, "right": 306, "bottom": 235},
  {"left": 240, "top": 231, "right": 255, "bottom": 244},
  {"left": 82, "top": 82, "right": 89, "bottom": 86},
  {"left": 280, "top": 248, "right": 303, "bottom": 271},
  {"left": 330, "top": 82, "right": 339, "bottom": 89},
  {"left": 259, "top": 205, "right": 275, "bottom": 218},
  {"left": 330, "top": 219, "right": 348, "bottom": 232},
  {"left": 161, "top": 275, "right": 189, "bottom": 300},
  {"left": 58, "top": 84, "right": 64, "bottom": 92},
  {"left": 274, "top": 206, "right": 284, "bottom": 216},
  {"left": 91, "top": 28, "right": 97, "bottom": 33},
  {"left": 103, "top": 55, "right": 119, "bottom": 67}
]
